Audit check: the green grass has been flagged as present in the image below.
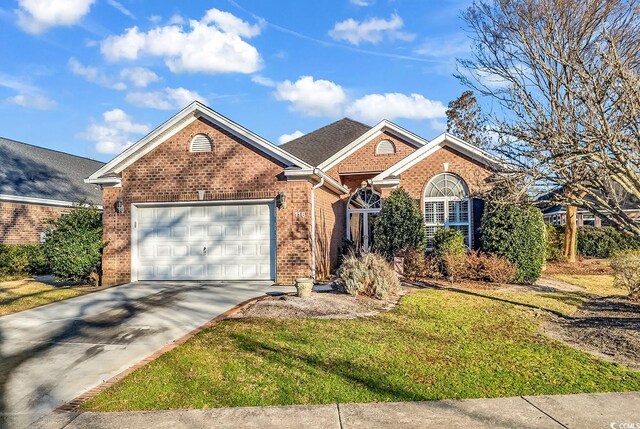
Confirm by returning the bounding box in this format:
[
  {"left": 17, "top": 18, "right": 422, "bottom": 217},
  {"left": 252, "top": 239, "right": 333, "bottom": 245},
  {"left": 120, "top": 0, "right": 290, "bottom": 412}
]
[
  {"left": 0, "top": 277, "right": 97, "bottom": 316},
  {"left": 82, "top": 289, "right": 640, "bottom": 412}
]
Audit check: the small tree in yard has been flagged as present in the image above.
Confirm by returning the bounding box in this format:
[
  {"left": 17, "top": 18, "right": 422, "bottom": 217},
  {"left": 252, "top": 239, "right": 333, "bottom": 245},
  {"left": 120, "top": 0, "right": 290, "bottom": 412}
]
[
  {"left": 43, "top": 204, "right": 105, "bottom": 284},
  {"left": 610, "top": 251, "right": 640, "bottom": 301},
  {"left": 373, "top": 188, "right": 426, "bottom": 259},
  {"left": 480, "top": 201, "right": 546, "bottom": 284}
]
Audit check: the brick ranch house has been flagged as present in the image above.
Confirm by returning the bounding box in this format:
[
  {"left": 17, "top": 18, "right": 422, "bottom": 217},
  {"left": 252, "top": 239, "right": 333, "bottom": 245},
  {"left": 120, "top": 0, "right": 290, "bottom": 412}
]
[
  {"left": 87, "top": 101, "right": 501, "bottom": 287},
  {"left": 0, "top": 137, "right": 104, "bottom": 244}
]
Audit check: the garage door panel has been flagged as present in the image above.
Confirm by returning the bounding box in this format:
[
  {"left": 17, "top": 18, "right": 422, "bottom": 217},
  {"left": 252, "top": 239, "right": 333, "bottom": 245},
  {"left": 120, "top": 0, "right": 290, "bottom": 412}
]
[{"left": 136, "top": 203, "right": 274, "bottom": 281}]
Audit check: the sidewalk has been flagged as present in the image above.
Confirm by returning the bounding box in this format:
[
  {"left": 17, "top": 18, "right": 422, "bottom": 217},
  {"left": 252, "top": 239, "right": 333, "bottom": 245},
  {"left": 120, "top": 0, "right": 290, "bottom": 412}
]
[{"left": 31, "top": 391, "right": 640, "bottom": 429}]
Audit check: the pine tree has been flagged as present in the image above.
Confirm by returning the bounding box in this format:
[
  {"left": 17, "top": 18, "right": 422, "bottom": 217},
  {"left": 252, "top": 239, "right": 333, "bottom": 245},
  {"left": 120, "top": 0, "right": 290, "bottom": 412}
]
[{"left": 446, "top": 91, "right": 488, "bottom": 148}]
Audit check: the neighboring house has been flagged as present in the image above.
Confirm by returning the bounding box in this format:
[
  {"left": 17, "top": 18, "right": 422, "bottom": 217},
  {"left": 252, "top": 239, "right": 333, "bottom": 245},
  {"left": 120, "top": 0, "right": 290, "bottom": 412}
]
[
  {"left": 87, "top": 101, "right": 500, "bottom": 286},
  {"left": 0, "top": 137, "right": 104, "bottom": 244},
  {"left": 539, "top": 190, "right": 640, "bottom": 227}
]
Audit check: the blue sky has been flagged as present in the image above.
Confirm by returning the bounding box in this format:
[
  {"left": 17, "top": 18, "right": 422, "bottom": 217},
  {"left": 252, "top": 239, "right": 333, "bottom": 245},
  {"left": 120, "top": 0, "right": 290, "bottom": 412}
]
[{"left": 0, "top": 0, "right": 473, "bottom": 162}]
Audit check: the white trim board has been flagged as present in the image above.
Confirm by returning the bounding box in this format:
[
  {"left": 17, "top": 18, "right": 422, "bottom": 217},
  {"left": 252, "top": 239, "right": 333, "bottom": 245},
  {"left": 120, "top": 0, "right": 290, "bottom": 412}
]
[
  {"left": 372, "top": 132, "right": 505, "bottom": 182},
  {"left": 317, "top": 120, "right": 429, "bottom": 172},
  {"left": 0, "top": 194, "right": 103, "bottom": 209},
  {"left": 87, "top": 101, "right": 313, "bottom": 185}
]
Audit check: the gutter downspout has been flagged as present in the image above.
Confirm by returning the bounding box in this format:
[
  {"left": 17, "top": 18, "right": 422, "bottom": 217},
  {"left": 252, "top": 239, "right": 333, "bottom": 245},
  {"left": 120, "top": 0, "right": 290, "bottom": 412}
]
[{"left": 310, "top": 169, "right": 324, "bottom": 280}]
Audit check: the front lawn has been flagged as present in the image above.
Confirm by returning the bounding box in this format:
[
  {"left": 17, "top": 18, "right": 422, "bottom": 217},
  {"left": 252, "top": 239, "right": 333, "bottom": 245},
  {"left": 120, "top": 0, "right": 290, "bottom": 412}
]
[
  {"left": 0, "top": 276, "right": 98, "bottom": 316},
  {"left": 82, "top": 288, "right": 640, "bottom": 412}
]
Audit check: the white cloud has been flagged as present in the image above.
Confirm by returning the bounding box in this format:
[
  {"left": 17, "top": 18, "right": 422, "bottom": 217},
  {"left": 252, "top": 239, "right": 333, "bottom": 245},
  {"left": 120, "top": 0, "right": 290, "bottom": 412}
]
[
  {"left": 101, "top": 8, "right": 262, "bottom": 74},
  {"left": 16, "top": 0, "right": 95, "bottom": 34},
  {"left": 120, "top": 67, "right": 160, "bottom": 87},
  {"left": 274, "top": 76, "right": 346, "bottom": 117},
  {"left": 168, "top": 14, "right": 184, "bottom": 25},
  {"left": 346, "top": 92, "right": 447, "bottom": 123},
  {"left": 329, "top": 14, "right": 414, "bottom": 46},
  {"left": 351, "top": 0, "right": 373, "bottom": 5},
  {"left": 415, "top": 34, "right": 471, "bottom": 59},
  {"left": 106, "top": 0, "right": 135, "bottom": 19},
  {"left": 80, "top": 108, "right": 150, "bottom": 154},
  {"left": 8, "top": 94, "right": 57, "bottom": 110},
  {"left": 251, "top": 74, "right": 276, "bottom": 87},
  {"left": 126, "top": 87, "right": 207, "bottom": 110},
  {"left": 0, "top": 73, "right": 57, "bottom": 110},
  {"left": 69, "top": 57, "right": 126, "bottom": 90},
  {"left": 278, "top": 130, "right": 305, "bottom": 144},
  {"left": 148, "top": 15, "right": 162, "bottom": 24}
]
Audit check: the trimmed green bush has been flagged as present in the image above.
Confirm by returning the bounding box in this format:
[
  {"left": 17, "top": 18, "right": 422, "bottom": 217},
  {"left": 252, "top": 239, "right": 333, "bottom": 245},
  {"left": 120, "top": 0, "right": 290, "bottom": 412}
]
[
  {"left": 43, "top": 204, "right": 105, "bottom": 284},
  {"left": 374, "top": 188, "right": 426, "bottom": 258},
  {"left": 0, "top": 244, "right": 49, "bottom": 280},
  {"left": 432, "top": 228, "right": 466, "bottom": 277},
  {"left": 480, "top": 203, "right": 546, "bottom": 284},
  {"left": 545, "top": 225, "right": 565, "bottom": 262},
  {"left": 336, "top": 252, "right": 400, "bottom": 300},
  {"left": 577, "top": 226, "right": 640, "bottom": 258}
]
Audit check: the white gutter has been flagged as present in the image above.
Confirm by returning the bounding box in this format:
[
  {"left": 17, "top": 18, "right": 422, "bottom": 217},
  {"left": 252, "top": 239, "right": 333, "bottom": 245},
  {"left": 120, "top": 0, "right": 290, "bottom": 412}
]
[
  {"left": 0, "top": 194, "right": 103, "bottom": 209},
  {"left": 310, "top": 169, "right": 325, "bottom": 280}
]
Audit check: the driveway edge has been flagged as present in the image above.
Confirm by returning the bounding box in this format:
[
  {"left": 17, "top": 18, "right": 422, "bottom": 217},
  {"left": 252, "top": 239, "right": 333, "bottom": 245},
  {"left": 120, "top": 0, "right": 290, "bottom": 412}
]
[{"left": 55, "top": 294, "right": 269, "bottom": 412}]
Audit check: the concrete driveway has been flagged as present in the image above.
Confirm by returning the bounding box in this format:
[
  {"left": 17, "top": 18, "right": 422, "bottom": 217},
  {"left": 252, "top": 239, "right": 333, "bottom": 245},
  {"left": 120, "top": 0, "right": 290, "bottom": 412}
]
[{"left": 0, "top": 281, "right": 273, "bottom": 429}]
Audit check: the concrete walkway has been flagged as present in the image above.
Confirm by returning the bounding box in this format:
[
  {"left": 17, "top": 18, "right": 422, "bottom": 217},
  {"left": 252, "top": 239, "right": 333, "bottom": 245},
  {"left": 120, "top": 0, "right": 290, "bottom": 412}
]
[
  {"left": 31, "top": 391, "right": 640, "bottom": 429},
  {"left": 0, "top": 281, "right": 279, "bottom": 429}
]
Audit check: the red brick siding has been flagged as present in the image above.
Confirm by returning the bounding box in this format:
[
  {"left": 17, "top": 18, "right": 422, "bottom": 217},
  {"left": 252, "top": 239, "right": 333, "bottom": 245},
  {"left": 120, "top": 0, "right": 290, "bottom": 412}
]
[
  {"left": 0, "top": 202, "right": 70, "bottom": 244},
  {"left": 101, "top": 117, "right": 313, "bottom": 286},
  {"left": 327, "top": 131, "right": 418, "bottom": 186},
  {"left": 398, "top": 146, "right": 493, "bottom": 248},
  {"left": 313, "top": 187, "right": 345, "bottom": 278}
]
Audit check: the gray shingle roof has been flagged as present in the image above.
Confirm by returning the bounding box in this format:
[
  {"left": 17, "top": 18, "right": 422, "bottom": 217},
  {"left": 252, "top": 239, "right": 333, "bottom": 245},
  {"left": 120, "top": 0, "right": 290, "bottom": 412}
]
[
  {"left": 279, "top": 118, "right": 371, "bottom": 166},
  {"left": 0, "top": 137, "right": 104, "bottom": 205}
]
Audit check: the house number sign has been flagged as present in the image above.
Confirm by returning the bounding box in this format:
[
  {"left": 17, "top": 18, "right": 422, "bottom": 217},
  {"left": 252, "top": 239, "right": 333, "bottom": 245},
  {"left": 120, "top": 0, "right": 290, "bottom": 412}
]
[{"left": 295, "top": 211, "right": 306, "bottom": 218}]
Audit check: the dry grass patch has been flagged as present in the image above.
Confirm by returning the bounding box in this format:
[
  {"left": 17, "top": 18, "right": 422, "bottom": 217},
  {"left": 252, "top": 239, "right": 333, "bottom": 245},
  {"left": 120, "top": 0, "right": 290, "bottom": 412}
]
[{"left": 0, "top": 276, "right": 98, "bottom": 316}]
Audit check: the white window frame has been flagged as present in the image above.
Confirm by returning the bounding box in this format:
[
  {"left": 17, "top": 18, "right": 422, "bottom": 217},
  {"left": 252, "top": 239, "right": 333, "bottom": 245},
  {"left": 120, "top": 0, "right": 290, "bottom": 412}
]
[
  {"left": 423, "top": 174, "right": 472, "bottom": 250},
  {"left": 346, "top": 188, "right": 382, "bottom": 253}
]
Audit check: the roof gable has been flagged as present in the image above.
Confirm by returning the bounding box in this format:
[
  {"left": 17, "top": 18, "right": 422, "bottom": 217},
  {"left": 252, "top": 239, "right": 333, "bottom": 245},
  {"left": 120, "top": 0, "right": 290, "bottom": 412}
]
[
  {"left": 279, "top": 118, "right": 371, "bottom": 167},
  {"left": 372, "top": 132, "right": 504, "bottom": 182},
  {"left": 317, "top": 120, "right": 429, "bottom": 172},
  {"left": 88, "top": 101, "right": 311, "bottom": 185},
  {"left": 0, "top": 137, "right": 104, "bottom": 205}
]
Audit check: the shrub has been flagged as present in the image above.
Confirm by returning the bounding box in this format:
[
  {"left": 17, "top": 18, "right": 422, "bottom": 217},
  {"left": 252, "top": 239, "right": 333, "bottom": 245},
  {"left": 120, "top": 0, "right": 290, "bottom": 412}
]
[
  {"left": 43, "top": 204, "right": 105, "bottom": 284},
  {"left": 577, "top": 226, "right": 640, "bottom": 258},
  {"left": 399, "top": 248, "right": 426, "bottom": 280},
  {"left": 480, "top": 203, "right": 546, "bottom": 284},
  {"left": 374, "top": 188, "right": 426, "bottom": 259},
  {"left": 0, "top": 244, "right": 49, "bottom": 280},
  {"left": 545, "top": 225, "right": 565, "bottom": 262},
  {"left": 432, "top": 228, "right": 466, "bottom": 277},
  {"left": 336, "top": 252, "right": 400, "bottom": 300},
  {"left": 610, "top": 250, "right": 640, "bottom": 300},
  {"left": 464, "top": 251, "right": 517, "bottom": 283}
]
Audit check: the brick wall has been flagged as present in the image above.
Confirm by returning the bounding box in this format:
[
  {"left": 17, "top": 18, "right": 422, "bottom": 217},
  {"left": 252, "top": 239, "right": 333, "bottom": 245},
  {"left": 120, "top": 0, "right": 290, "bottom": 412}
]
[
  {"left": 313, "top": 186, "right": 345, "bottom": 279},
  {"left": 397, "top": 146, "right": 493, "bottom": 248},
  {"left": 0, "top": 202, "right": 70, "bottom": 244},
  {"left": 327, "top": 131, "right": 419, "bottom": 186},
  {"left": 101, "top": 116, "right": 313, "bottom": 286}
]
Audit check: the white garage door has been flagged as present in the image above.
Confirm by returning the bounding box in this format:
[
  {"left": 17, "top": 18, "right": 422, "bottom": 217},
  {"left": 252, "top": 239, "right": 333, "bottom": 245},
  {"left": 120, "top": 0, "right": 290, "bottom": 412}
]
[{"left": 135, "top": 203, "right": 275, "bottom": 281}]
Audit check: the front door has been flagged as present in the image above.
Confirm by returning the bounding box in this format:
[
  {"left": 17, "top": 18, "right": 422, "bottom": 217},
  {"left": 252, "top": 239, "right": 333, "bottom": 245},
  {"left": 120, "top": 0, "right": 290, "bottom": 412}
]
[{"left": 347, "top": 188, "right": 382, "bottom": 253}]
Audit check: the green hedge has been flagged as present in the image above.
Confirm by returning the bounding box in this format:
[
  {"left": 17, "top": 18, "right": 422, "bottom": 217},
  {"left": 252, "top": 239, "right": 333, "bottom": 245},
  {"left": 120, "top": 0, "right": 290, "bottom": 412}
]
[
  {"left": 374, "top": 188, "right": 426, "bottom": 258},
  {"left": 577, "top": 226, "right": 640, "bottom": 258},
  {"left": 480, "top": 203, "right": 546, "bottom": 284},
  {"left": 0, "top": 244, "right": 49, "bottom": 280},
  {"left": 43, "top": 205, "right": 105, "bottom": 283}
]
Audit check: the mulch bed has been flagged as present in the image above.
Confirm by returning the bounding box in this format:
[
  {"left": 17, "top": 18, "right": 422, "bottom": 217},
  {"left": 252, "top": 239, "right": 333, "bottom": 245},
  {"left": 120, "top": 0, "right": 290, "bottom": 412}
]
[
  {"left": 231, "top": 289, "right": 405, "bottom": 319},
  {"left": 544, "top": 258, "right": 613, "bottom": 275},
  {"left": 543, "top": 296, "right": 640, "bottom": 370}
]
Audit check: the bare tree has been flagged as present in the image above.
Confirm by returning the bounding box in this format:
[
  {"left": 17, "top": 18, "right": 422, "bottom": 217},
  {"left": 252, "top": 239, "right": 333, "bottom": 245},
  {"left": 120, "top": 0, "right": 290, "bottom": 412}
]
[
  {"left": 446, "top": 90, "right": 490, "bottom": 148},
  {"left": 458, "top": 0, "right": 640, "bottom": 254}
]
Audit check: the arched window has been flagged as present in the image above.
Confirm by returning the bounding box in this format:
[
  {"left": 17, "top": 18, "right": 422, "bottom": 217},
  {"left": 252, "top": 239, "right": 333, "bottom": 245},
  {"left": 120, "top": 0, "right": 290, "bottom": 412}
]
[
  {"left": 347, "top": 187, "right": 381, "bottom": 252},
  {"left": 424, "top": 173, "right": 471, "bottom": 249},
  {"left": 375, "top": 139, "right": 396, "bottom": 155},
  {"left": 190, "top": 134, "right": 213, "bottom": 152}
]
